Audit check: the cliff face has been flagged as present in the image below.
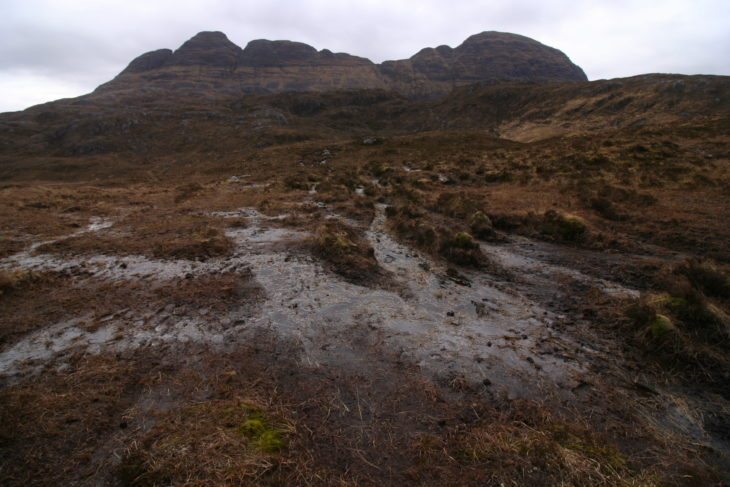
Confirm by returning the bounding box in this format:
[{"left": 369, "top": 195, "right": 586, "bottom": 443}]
[{"left": 96, "top": 31, "right": 587, "bottom": 99}]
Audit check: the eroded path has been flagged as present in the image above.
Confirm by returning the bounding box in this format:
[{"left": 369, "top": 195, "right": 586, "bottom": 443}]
[{"left": 0, "top": 205, "right": 640, "bottom": 403}]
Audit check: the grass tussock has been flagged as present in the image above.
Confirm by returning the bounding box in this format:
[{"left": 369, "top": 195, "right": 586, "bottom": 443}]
[
  {"left": 627, "top": 259, "right": 730, "bottom": 375},
  {"left": 0, "top": 268, "right": 42, "bottom": 296},
  {"left": 310, "top": 220, "right": 388, "bottom": 286},
  {"left": 675, "top": 259, "right": 730, "bottom": 299},
  {"left": 416, "top": 400, "right": 674, "bottom": 487},
  {"left": 439, "top": 231, "right": 487, "bottom": 267},
  {"left": 386, "top": 203, "right": 494, "bottom": 269},
  {"left": 541, "top": 210, "right": 589, "bottom": 243},
  {"left": 491, "top": 209, "right": 592, "bottom": 245}
]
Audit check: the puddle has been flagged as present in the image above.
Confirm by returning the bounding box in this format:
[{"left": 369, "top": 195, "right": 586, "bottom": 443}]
[
  {"left": 86, "top": 217, "right": 114, "bottom": 233},
  {"left": 0, "top": 316, "right": 116, "bottom": 376}
]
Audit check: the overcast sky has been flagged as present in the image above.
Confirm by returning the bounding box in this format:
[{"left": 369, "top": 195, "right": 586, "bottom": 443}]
[{"left": 1, "top": 0, "right": 728, "bottom": 113}]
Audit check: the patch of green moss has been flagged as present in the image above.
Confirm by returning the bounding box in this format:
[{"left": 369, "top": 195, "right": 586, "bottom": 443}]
[
  {"left": 237, "top": 406, "right": 287, "bottom": 454},
  {"left": 649, "top": 314, "right": 675, "bottom": 339},
  {"left": 239, "top": 418, "right": 266, "bottom": 436},
  {"left": 255, "top": 429, "right": 284, "bottom": 453}
]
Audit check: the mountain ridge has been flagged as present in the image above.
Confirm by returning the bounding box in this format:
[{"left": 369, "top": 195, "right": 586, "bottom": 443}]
[{"left": 97, "top": 30, "right": 587, "bottom": 99}]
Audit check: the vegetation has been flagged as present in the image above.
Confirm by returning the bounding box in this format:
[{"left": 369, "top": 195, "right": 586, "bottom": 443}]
[{"left": 0, "top": 73, "right": 728, "bottom": 485}]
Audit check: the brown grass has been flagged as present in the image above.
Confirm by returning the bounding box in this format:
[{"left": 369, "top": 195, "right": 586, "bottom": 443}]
[
  {"left": 39, "top": 212, "right": 233, "bottom": 260},
  {"left": 310, "top": 220, "right": 390, "bottom": 287},
  {"left": 116, "top": 398, "right": 294, "bottom": 486}
]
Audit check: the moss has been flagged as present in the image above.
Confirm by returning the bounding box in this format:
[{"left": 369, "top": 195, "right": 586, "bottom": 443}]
[
  {"left": 649, "top": 314, "right": 675, "bottom": 339},
  {"left": 239, "top": 418, "right": 266, "bottom": 436},
  {"left": 255, "top": 429, "right": 284, "bottom": 453},
  {"left": 238, "top": 409, "right": 287, "bottom": 454}
]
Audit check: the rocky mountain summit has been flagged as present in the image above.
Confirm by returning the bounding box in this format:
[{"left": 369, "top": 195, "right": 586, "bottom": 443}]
[{"left": 96, "top": 30, "right": 587, "bottom": 99}]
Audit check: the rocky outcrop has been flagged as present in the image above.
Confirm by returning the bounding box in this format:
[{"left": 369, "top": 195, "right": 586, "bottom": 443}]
[
  {"left": 97, "top": 30, "right": 587, "bottom": 99},
  {"left": 167, "top": 31, "right": 242, "bottom": 67}
]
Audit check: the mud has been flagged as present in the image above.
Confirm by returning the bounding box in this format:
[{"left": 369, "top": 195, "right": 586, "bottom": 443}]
[{"left": 0, "top": 207, "right": 640, "bottom": 402}]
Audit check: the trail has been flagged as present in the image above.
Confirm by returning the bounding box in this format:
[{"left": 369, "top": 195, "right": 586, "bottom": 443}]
[{"left": 0, "top": 206, "right": 641, "bottom": 401}]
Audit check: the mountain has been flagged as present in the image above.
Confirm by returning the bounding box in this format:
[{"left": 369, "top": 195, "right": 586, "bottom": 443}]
[{"left": 95, "top": 30, "right": 587, "bottom": 99}]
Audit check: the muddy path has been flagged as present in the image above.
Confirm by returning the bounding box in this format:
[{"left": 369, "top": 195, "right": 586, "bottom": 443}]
[
  {"left": 0, "top": 205, "right": 610, "bottom": 400},
  {"left": 1, "top": 202, "right": 728, "bottom": 483}
]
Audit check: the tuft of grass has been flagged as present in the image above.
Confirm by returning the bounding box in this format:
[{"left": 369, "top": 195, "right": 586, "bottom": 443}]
[
  {"left": 675, "top": 259, "right": 730, "bottom": 299},
  {"left": 255, "top": 429, "right": 285, "bottom": 453},
  {"left": 439, "top": 231, "right": 488, "bottom": 267},
  {"left": 433, "top": 192, "right": 485, "bottom": 219},
  {"left": 468, "top": 211, "right": 495, "bottom": 239},
  {"left": 452, "top": 231, "right": 478, "bottom": 249},
  {"left": 443, "top": 402, "right": 658, "bottom": 487},
  {"left": 542, "top": 210, "right": 588, "bottom": 242},
  {"left": 310, "top": 221, "right": 389, "bottom": 286},
  {"left": 239, "top": 418, "right": 266, "bottom": 436},
  {"left": 0, "top": 269, "right": 40, "bottom": 296}
]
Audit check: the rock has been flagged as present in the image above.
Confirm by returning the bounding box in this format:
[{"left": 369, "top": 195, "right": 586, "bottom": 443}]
[
  {"left": 362, "top": 137, "right": 378, "bottom": 145},
  {"left": 122, "top": 49, "right": 173, "bottom": 73},
  {"left": 168, "top": 31, "right": 242, "bottom": 68}
]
